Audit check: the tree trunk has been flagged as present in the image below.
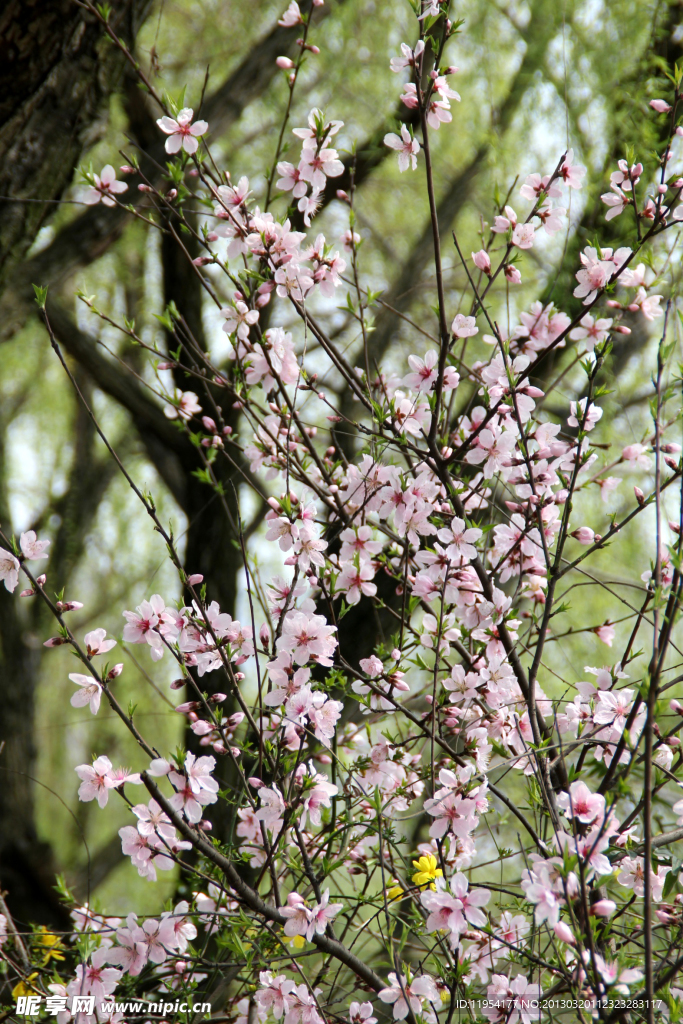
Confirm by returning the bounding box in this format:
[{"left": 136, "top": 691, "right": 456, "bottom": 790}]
[{"left": 0, "top": 0, "right": 153, "bottom": 287}]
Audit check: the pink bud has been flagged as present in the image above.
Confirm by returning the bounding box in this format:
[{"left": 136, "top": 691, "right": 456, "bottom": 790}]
[
  {"left": 666, "top": 456, "right": 679, "bottom": 471},
  {"left": 650, "top": 99, "right": 673, "bottom": 113},
  {"left": 634, "top": 486, "right": 645, "bottom": 505},
  {"left": 391, "top": 648, "right": 401, "bottom": 660},
  {"left": 56, "top": 600, "right": 83, "bottom": 612},
  {"left": 472, "top": 249, "right": 492, "bottom": 275},
  {"left": 658, "top": 184, "right": 668, "bottom": 194},
  {"left": 120, "top": 165, "right": 136, "bottom": 174},
  {"left": 504, "top": 264, "right": 521, "bottom": 284},
  {"left": 176, "top": 701, "right": 200, "bottom": 714},
  {"left": 138, "top": 183, "right": 154, "bottom": 192},
  {"left": 267, "top": 496, "right": 281, "bottom": 511},
  {"left": 591, "top": 899, "right": 616, "bottom": 918},
  {"left": 170, "top": 678, "right": 186, "bottom": 690},
  {"left": 209, "top": 693, "right": 227, "bottom": 704},
  {"left": 36, "top": 574, "right": 46, "bottom": 585},
  {"left": 606, "top": 299, "right": 622, "bottom": 308},
  {"left": 554, "top": 921, "right": 575, "bottom": 944},
  {"left": 44, "top": 636, "right": 66, "bottom": 647},
  {"left": 20, "top": 588, "right": 35, "bottom": 598},
  {"left": 317, "top": 753, "right": 332, "bottom": 763},
  {"left": 192, "top": 255, "right": 213, "bottom": 266},
  {"left": 202, "top": 414, "right": 217, "bottom": 431},
  {"left": 248, "top": 777, "right": 264, "bottom": 788},
  {"left": 276, "top": 56, "right": 295, "bottom": 69},
  {"left": 572, "top": 527, "right": 595, "bottom": 545},
  {"left": 167, "top": 189, "right": 178, "bottom": 199},
  {"left": 662, "top": 442, "right": 682, "bottom": 453},
  {"left": 198, "top": 819, "right": 213, "bottom": 830},
  {"left": 187, "top": 573, "right": 204, "bottom": 586},
  {"left": 188, "top": 168, "right": 199, "bottom": 177},
  {"left": 259, "top": 622, "right": 270, "bottom": 645},
  {"left": 157, "top": 361, "right": 176, "bottom": 370},
  {"left": 336, "top": 190, "right": 350, "bottom": 202},
  {"left": 614, "top": 325, "right": 631, "bottom": 333}
]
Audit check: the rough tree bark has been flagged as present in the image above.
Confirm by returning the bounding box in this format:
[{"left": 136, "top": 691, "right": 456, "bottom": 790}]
[{"left": 0, "top": 0, "right": 153, "bottom": 288}]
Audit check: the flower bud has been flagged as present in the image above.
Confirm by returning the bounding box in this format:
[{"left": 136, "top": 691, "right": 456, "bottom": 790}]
[
  {"left": 591, "top": 899, "right": 616, "bottom": 917},
  {"left": 248, "top": 777, "right": 264, "bottom": 788},
  {"left": 572, "top": 527, "right": 595, "bottom": 545},
  {"left": 36, "top": 574, "right": 46, "bottom": 585},
  {"left": 209, "top": 692, "right": 227, "bottom": 704},
  {"left": 276, "top": 56, "right": 295, "bottom": 69},
  {"left": 554, "top": 921, "right": 575, "bottom": 944},
  {"left": 107, "top": 663, "right": 124, "bottom": 680},
  {"left": 170, "top": 678, "right": 186, "bottom": 690},
  {"left": 187, "top": 573, "right": 204, "bottom": 585},
  {"left": 472, "top": 249, "right": 492, "bottom": 275},
  {"left": 175, "top": 701, "right": 200, "bottom": 714},
  {"left": 634, "top": 486, "right": 645, "bottom": 506},
  {"left": 44, "top": 636, "right": 66, "bottom": 647}
]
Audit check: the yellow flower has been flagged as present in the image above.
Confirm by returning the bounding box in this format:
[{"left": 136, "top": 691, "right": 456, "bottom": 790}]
[
  {"left": 12, "top": 973, "right": 40, "bottom": 1000},
  {"left": 35, "top": 927, "right": 65, "bottom": 964},
  {"left": 411, "top": 854, "right": 443, "bottom": 890},
  {"left": 387, "top": 876, "right": 403, "bottom": 901}
]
